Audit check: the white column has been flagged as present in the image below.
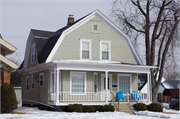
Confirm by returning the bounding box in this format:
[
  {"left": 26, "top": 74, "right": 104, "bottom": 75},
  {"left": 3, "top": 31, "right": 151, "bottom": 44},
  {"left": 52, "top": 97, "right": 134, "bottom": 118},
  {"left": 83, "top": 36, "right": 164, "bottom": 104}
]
[
  {"left": 56, "top": 69, "right": 60, "bottom": 104},
  {"left": 150, "top": 72, "right": 152, "bottom": 102},
  {"left": 105, "top": 71, "right": 108, "bottom": 103},
  {"left": 147, "top": 73, "right": 150, "bottom": 102}
]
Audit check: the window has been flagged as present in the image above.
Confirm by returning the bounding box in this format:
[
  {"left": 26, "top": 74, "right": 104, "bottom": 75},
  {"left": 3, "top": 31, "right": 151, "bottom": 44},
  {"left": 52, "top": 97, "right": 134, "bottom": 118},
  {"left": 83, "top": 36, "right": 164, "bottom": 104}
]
[
  {"left": 100, "top": 41, "right": 111, "bottom": 60},
  {"left": 91, "top": 21, "right": 101, "bottom": 33},
  {"left": 94, "top": 25, "right": 98, "bottom": 30},
  {"left": 117, "top": 74, "right": 132, "bottom": 94},
  {"left": 26, "top": 76, "right": 29, "bottom": 91},
  {"left": 94, "top": 73, "right": 98, "bottom": 94},
  {"left": 31, "top": 76, "right": 35, "bottom": 90},
  {"left": 39, "top": 73, "right": 44, "bottom": 87},
  {"left": 80, "top": 39, "right": 91, "bottom": 60},
  {"left": 31, "top": 44, "right": 36, "bottom": 64},
  {"left": 70, "top": 72, "right": 86, "bottom": 95},
  {"left": 50, "top": 72, "right": 61, "bottom": 94}
]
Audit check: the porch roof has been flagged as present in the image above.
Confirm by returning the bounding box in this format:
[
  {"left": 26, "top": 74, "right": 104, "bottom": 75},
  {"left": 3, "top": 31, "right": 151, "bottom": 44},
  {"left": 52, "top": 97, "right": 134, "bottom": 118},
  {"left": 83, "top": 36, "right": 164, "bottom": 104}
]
[{"left": 53, "top": 60, "right": 157, "bottom": 74}]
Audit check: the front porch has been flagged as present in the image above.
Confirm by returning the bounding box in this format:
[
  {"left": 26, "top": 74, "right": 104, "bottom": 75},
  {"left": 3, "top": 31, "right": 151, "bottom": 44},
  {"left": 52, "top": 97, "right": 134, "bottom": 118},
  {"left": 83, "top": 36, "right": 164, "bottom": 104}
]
[{"left": 47, "top": 60, "right": 156, "bottom": 106}]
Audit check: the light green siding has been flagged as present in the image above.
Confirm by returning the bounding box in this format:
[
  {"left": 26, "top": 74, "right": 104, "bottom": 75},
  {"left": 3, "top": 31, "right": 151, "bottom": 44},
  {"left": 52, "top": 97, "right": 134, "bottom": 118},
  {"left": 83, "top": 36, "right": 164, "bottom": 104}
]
[
  {"left": 22, "top": 70, "right": 49, "bottom": 104},
  {"left": 52, "top": 17, "right": 135, "bottom": 64}
]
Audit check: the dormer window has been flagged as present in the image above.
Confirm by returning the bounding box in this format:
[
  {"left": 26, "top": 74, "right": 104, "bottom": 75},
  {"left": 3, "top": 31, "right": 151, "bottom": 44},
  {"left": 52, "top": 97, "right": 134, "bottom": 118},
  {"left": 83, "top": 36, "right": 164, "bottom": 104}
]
[
  {"left": 31, "top": 44, "right": 36, "bottom": 64},
  {"left": 80, "top": 39, "right": 91, "bottom": 60}
]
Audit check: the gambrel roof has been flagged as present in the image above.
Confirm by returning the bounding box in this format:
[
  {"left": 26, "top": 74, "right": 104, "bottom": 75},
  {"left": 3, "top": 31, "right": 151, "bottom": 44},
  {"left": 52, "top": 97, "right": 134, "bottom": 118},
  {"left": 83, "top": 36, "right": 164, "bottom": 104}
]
[{"left": 19, "top": 10, "right": 142, "bottom": 70}]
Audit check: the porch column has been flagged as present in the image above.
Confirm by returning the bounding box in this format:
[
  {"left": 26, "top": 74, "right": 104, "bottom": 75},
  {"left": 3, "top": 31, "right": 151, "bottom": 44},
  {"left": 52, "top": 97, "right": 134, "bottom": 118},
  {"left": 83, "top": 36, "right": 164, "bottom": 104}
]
[
  {"left": 105, "top": 71, "right": 108, "bottom": 103},
  {"left": 56, "top": 69, "right": 60, "bottom": 104},
  {"left": 147, "top": 73, "right": 150, "bottom": 102}
]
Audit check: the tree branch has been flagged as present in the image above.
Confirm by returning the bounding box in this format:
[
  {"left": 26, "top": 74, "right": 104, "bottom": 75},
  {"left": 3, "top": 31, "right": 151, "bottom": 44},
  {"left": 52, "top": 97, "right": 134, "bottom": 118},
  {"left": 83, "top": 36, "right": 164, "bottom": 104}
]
[{"left": 131, "top": 0, "right": 147, "bottom": 17}]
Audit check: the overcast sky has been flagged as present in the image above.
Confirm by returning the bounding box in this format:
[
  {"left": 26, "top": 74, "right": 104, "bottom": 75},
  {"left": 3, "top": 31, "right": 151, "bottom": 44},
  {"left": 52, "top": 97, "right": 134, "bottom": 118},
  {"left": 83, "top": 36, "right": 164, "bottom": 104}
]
[{"left": 1, "top": 0, "right": 112, "bottom": 65}]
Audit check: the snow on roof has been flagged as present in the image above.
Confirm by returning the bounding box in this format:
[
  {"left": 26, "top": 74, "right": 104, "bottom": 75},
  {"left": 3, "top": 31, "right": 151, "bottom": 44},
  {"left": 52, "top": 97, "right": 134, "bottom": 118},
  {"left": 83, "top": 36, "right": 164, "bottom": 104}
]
[{"left": 162, "top": 82, "right": 174, "bottom": 89}]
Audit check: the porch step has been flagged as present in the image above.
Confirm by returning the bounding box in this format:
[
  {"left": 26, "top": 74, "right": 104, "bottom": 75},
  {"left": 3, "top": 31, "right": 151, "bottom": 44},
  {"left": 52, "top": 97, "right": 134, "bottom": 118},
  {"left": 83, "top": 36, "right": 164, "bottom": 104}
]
[{"left": 111, "top": 103, "right": 135, "bottom": 115}]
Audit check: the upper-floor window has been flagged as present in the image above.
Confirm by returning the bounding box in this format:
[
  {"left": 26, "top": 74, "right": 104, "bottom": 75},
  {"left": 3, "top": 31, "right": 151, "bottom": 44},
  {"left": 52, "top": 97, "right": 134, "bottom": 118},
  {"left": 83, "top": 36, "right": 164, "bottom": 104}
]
[
  {"left": 80, "top": 39, "right": 91, "bottom": 60},
  {"left": 100, "top": 41, "right": 111, "bottom": 60},
  {"left": 31, "top": 44, "right": 36, "bottom": 64},
  {"left": 39, "top": 73, "right": 44, "bottom": 87}
]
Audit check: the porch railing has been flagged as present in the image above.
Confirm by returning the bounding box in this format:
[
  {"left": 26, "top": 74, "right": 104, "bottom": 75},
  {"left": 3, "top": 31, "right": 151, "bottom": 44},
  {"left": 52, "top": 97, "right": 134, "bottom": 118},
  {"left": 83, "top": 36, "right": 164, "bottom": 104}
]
[
  {"left": 50, "top": 92, "right": 148, "bottom": 102},
  {"left": 59, "top": 92, "right": 105, "bottom": 101}
]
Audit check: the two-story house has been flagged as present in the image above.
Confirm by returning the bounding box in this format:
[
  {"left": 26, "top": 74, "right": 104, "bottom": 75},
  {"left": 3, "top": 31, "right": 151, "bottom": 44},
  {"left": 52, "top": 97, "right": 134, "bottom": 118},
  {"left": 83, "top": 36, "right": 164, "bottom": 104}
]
[
  {"left": 18, "top": 10, "right": 156, "bottom": 110},
  {"left": 0, "top": 34, "right": 19, "bottom": 86}
]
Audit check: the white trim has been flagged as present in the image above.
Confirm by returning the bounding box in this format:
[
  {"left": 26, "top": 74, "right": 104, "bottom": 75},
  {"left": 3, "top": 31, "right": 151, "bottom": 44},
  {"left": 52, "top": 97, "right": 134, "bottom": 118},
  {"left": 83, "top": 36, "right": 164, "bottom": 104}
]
[
  {"left": 100, "top": 40, "right": 111, "bottom": 61},
  {"left": 80, "top": 39, "right": 91, "bottom": 60},
  {"left": 48, "top": 102, "right": 109, "bottom": 106},
  {"left": 70, "top": 71, "right": 87, "bottom": 95},
  {"left": 117, "top": 74, "right": 132, "bottom": 93},
  {"left": 93, "top": 72, "right": 98, "bottom": 95},
  {"left": 39, "top": 73, "right": 44, "bottom": 87},
  {"left": 45, "top": 10, "right": 142, "bottom": 64},
  {"left": 0, "top": 54, "right": 19, "bottom": 69},
  {"left": 31, "top": 75, "right": 35, "bottom": 90},
  {"left": 26, "top": 76, "right": 29, "bottom": 92}
]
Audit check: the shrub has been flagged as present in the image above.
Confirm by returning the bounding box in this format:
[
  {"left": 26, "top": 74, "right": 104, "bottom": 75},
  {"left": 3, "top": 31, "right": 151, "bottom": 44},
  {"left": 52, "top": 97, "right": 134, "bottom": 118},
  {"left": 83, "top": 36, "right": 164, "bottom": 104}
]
[
  {"left": 133, "top": 103, "right": 147, "bottom": 111},
  {"left": 148, "top": 103, "right": 163, "bottom": 112},
  {"left": 99, "top": 105, "right": 115, "bottom": 112},
  {"left": 1, "top": 83, "right": 18, "bottom": 113},
  {"left": 66, "top": 104, "right": 83, "bottom": 112},
  {"left": 84, "top": 106, "right": 95, "bottom": 112}
]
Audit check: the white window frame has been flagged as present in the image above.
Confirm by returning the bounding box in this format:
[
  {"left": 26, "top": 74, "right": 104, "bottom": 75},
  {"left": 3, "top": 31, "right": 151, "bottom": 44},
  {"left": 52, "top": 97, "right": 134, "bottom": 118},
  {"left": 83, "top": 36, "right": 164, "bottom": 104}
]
[
  {"left": 26, "top": 76, "right": 29, "bottom": 92},
  {"left": 94, "top": 72, "right": 98, "bottom": 95},
  {"left": 50, "top": 71, "right": 61, "bottom": 95},
  {"left": 80, "top": 39, "right": 91, "bottom": 60},
  {"left": 31, "top": 43, "right": 36, "bottom": 64},
  {"left": 39, "top": 73, "right": 44, "bottom": 87},
  {"left": 117, "top": 74, "right": 132, "bottom": 93},
  {"left": 70, "top": 71, "right": 87, "bottom": 95},
  {"left": 31, "top": 75, "right": 35, "bottom": 90},
  {"left": 100, "top": 40, "right": 111, "bottom": 61}
]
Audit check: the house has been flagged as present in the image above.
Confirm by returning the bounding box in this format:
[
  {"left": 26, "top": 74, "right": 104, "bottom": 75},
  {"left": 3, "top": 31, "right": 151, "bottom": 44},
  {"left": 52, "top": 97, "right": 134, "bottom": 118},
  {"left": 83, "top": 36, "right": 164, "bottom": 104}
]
[
  {"left": 18, "top": 10, "right": 157, "bottom": 109},
  {"left": 158, "top": 80, "right": 180, "bottom": 103},
  {"left": 0, "top": 34, "right": 19, "bottom": 86}
]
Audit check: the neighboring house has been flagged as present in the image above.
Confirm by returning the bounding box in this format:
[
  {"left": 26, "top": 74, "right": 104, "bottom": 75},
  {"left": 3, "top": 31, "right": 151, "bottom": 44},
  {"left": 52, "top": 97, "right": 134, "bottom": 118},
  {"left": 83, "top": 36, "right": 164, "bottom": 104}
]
[
  {"left": 0, "top": 34, "right": 19, "bottom": 86},
  {"left": 18, "top": 10, "right": 156, "bottom": 109},
  {"left": 158, "top": 80, "right": 180, "bottom": 103}
]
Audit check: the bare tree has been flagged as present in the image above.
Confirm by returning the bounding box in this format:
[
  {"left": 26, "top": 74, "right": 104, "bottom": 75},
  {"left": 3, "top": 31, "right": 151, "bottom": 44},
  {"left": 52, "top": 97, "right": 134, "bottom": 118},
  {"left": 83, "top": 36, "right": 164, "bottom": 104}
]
[
  {"left": 111, "top": 0, "right": 180, "bottom": 102},
  {"left": 9, "top": 58, "right": 21, "bottom": 87}
]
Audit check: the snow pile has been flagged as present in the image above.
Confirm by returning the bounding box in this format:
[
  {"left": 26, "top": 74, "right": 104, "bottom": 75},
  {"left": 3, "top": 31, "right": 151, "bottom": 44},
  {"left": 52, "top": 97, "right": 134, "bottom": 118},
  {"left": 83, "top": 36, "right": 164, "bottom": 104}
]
[
  {"left": 1, "top": 106, "right": 180, "bottom": 119},
  {"left": 163, "top": 108, "right": 180, "bottom": 114},
  {"left": 135, "top": 111, "right": 170, "bottom": 118}
]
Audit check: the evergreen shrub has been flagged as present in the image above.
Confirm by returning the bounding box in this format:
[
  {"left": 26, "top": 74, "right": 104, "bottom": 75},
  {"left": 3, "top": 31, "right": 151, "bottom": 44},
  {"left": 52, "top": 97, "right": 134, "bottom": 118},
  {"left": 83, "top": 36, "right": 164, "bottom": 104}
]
[
  {"left": 83, "top": 106, "right": 95, "bottom": 112},
  {"left": 67, "top": 104, "right": 83, "bottom": 112},
  {"left": 1, "top": 83, "right": 18, "bottom": 113},
  {"left": 99, "top": 105, "right": 115, "bottom": 112},
  {"left": 148, "top": 103, "right": 163, "bottom": 112},
  {"left": 133, "top": 103, "right": 147, "bottom": 111}
]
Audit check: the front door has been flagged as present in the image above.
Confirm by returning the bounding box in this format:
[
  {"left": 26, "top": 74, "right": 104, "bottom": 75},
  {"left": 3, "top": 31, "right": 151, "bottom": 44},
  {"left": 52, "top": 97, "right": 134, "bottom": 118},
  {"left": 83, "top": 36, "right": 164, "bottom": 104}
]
[{"left": 101, "top": 74, "right": 112, "bottom": 101}]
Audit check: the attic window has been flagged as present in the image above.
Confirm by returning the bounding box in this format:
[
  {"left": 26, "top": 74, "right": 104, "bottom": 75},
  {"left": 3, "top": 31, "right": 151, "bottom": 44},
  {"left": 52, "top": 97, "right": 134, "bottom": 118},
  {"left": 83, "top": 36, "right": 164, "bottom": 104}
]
[
  {"left": 31, "top": 44, "right": 36, "bottom": 64},
  {"left": 94, "top": 25, "right": 98, "bottom": 30}
]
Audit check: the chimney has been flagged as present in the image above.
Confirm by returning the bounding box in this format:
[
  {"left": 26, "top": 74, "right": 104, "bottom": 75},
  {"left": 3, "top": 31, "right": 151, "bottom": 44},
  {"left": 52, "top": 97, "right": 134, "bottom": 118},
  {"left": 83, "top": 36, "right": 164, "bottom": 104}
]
[{"left": 67, "top": 15, "right": 74, "bottom": 26}]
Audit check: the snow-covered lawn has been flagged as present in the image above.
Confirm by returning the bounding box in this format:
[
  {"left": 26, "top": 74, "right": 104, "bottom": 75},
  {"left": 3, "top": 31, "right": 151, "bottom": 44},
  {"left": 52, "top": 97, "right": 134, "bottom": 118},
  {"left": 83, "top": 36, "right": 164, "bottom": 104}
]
[{"left": 0, "top": 106, "right": 180, "bottom": 119}]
